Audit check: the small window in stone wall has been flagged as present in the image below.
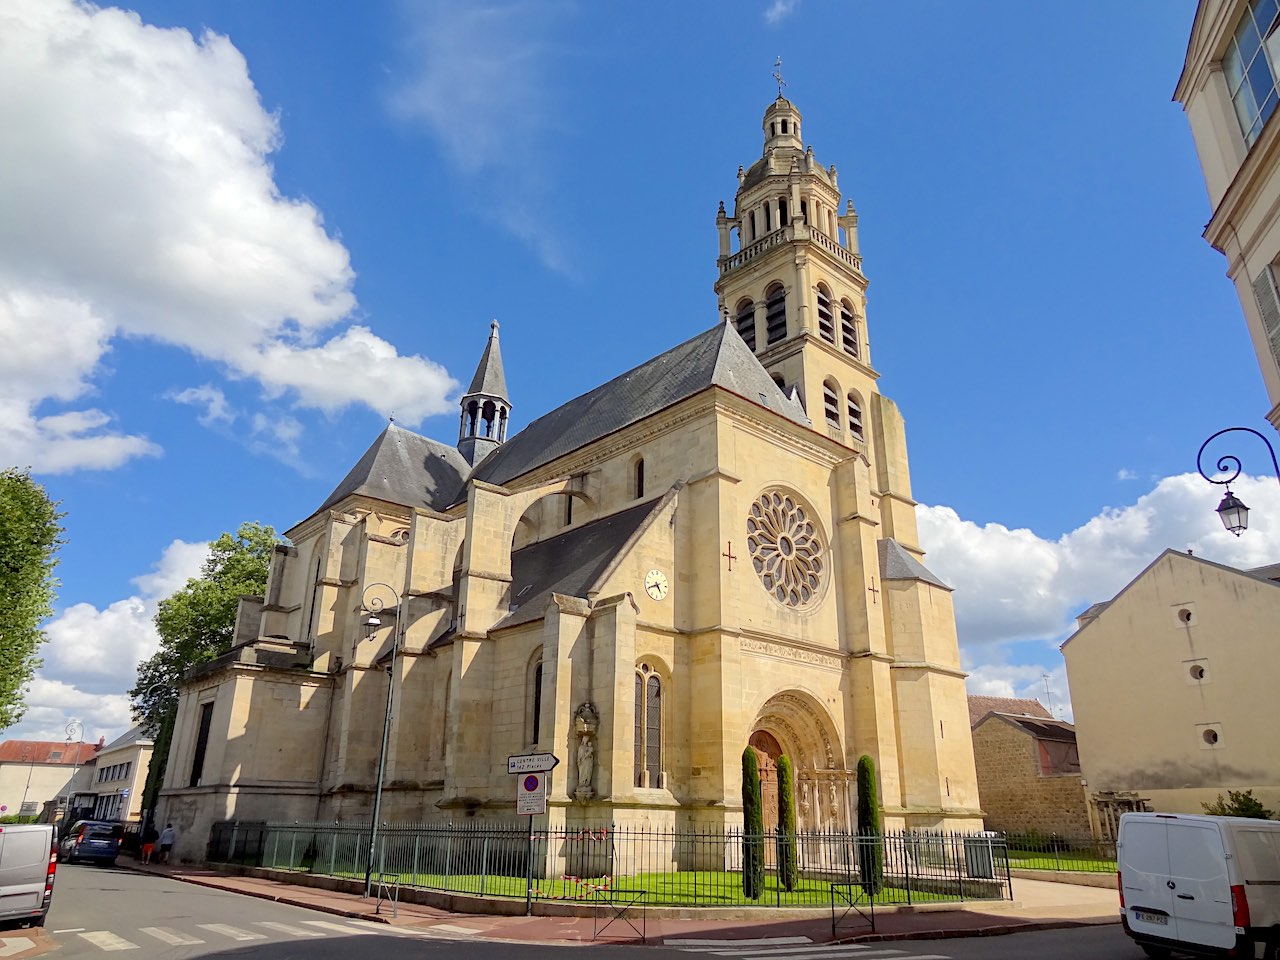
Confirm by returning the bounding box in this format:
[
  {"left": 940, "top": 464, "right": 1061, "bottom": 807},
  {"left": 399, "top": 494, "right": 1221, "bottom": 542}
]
[
  {"left": 1037, "top": 739, "right": 1080, "bottom": 776},
  {"left": 1186, "top": 658, "right": 1210, "bottom": 684},
  {"left": 1198, "top": 722, "right": 1223, "bottom": 749}
]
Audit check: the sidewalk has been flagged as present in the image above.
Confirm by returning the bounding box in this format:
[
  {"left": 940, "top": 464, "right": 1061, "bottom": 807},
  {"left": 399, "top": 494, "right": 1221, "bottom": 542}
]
[{"left": 120, "top": 861, "right": 1121, "bottom": 946}]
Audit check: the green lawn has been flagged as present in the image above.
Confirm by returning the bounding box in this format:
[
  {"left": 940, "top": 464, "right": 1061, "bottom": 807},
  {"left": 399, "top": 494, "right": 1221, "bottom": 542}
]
[
  {"left": 1006, "top": 849, "right": 1116, "bottom": 873},
  {"left": 346, "top": 868, "right": 972, "bottom": 906}
]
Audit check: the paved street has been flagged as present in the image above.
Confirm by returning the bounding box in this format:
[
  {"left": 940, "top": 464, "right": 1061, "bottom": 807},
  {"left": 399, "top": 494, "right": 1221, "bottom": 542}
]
[{"left": 0, "top": 864, "right": 1137, "bottom": 959}]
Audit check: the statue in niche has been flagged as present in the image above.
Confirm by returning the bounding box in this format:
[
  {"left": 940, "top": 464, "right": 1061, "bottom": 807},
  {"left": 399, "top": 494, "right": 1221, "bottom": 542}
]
[{"left": 573, "top": 702, "right": 599, "bottom": 801}]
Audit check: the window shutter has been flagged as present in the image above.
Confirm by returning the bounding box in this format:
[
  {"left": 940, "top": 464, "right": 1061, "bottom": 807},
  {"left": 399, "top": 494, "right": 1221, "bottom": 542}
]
[{"left": 1251, "top": 265, "right": 1280, "bottom": 370}]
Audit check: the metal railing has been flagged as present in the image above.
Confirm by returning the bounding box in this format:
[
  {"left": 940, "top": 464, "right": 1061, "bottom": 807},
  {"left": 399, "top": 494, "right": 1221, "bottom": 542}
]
[
  {"left": 1001, "top": 832, "right": 1117, "bottom": 873},
  {"left": 207, "top": 821, "right": 1013, "bottom": 907}
]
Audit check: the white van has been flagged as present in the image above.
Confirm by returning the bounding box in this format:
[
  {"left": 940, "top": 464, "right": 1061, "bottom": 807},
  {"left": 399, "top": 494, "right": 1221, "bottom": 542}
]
[
  {"left": 1118, "top": 812, "right": 1280, "bottom": 959},
  {"left": 0, "top": 824, "right": 56, "bottom": 928}
]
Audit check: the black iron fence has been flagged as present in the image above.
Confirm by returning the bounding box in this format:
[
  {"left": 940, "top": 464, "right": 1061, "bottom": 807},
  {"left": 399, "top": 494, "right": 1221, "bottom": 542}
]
[
  {"left": 207, "top": 820, "right": 1013, "bottom": 907},
  {"left": 1003, "top": 832, "right": 1117, "bottom": 873}
]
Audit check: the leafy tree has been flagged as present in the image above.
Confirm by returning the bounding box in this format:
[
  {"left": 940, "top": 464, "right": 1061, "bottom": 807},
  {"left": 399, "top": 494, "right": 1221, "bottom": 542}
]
[
  {"left": 856, "top": 754, "right": 884, "bottom": 895},
  {"left": 0, "top": 469, "right": 65, "bottom": 730},
  {"left": 741, "top": 747, "right": 765, "bottom": 899},
  {"left": 777, "top": 754, "right": 798, "bottom": 891},
  {"left": 1202, "top": 789, "right": 1275, "bottom": 820},
  {"left": 131, "top": 522, "right": 279, "bottom": 817}
]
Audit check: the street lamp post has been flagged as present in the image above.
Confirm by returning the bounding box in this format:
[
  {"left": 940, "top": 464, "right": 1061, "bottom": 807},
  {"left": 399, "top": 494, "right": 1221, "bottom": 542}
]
[
  {"left": 361, "top": 583, "right": 403, "bottom": 898},
  {"left": 61, "top": 720, "right": 84, "bottom": 827},
  {"left": 1196, "top": 427, "right": 1280, "bottom": 536}
]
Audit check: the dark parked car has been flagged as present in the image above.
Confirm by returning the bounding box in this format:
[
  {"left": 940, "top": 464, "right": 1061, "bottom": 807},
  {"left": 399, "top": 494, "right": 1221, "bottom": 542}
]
[{"left": 58, "top": 821, "right": 123, "bottom": 866}]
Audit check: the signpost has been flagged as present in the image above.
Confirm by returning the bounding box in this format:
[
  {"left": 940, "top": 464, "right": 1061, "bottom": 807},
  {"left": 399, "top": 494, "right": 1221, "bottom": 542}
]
[{"left": 509, "top": 753, "right": 559, "bottom": 915}]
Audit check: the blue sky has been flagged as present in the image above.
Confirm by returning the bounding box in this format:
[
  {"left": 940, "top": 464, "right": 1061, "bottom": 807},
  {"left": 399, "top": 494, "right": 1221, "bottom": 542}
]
[{"left": 4, "top": 0, "right": 1279, "bottom": 744}]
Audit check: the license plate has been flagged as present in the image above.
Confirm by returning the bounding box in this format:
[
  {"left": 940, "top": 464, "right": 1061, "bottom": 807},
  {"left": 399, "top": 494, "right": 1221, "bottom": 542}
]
[{"left": 1134, "top": 910, "right": 1168, "bottom": 926}]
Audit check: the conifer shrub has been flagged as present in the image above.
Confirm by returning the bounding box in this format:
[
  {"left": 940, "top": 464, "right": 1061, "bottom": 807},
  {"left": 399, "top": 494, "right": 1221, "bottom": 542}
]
[
  {"left": 777, "top": 754, "right": 798, "bottom": 891},
  {"left": 856, "top": 753, "right": 884, "bottom": 895},
  {"left": 742, "top": 747, "right": 765, "bottom": 899}
]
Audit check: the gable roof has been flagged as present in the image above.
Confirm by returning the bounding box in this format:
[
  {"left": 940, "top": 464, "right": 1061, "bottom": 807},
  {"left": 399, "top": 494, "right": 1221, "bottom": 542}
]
[
  {"left": 464, "top": 322, "right": 808, "bottom": 493},
  {"left": 878, "top": 538, "right": 950, "bottom": 590},
  {"left": 316, "top": 422, "right": 469, "bottom": 515},
  {"left": 495, "top": 498, "right": 663, "bottom": 630},
  {"left": 97, "top": 725, "right": 152, "bottom": 754},
  {"left": 976, "top": 712, "right": 1076, "bottom": 744},
  {"left": 968, "top": 695, "right": 1051, "bottom": 728},
  {"left": 0, "top": 739, "right": 101, "bottom": 765},
  {"left": 1061, "top": 548, "right": 1280, "bottom": 650}
]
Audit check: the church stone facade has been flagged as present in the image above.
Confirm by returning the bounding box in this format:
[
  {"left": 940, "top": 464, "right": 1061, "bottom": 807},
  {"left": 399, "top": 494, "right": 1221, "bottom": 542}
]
[{"left": 159, "top": 96, "right": 983, "bottom": 861}]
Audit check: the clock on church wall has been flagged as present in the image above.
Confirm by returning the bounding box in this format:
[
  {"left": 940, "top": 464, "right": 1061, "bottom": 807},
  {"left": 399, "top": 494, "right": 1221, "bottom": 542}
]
[
  {"left": 746, "top": 489, "right": 826, "bottom": 607},
  {"left": 644, "top": 568, "right": 669, "bottom": 600}
]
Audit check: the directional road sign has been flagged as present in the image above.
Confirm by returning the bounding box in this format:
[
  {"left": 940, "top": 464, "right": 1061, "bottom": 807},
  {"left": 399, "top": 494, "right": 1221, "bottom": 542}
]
[{"left": 507, "top": 753, "right": 560, "bottom": 774}]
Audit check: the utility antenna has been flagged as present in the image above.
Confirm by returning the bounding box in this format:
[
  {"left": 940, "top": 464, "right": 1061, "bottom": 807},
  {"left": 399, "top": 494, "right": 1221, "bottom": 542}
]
[
  {"left": 1042, "top": 673, "right": 1056, "bottom": 717},
  {"left": 773, "top": 56, "right": 787, "bottom": 97}
]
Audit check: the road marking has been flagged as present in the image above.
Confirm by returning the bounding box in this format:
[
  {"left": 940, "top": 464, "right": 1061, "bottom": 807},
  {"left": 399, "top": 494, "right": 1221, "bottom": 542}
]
[
  {"left": 139, "top": 927, "right": 205, "bottom": 945},
  {"left": 429, "top": 923, "right": 484, "bottom": 935},
  {"left": 52, "top": 928, "right": 86, "bottom": 933},
  {"left": 299, "top": 920, "right": 377, "bottom": 935},
  {"left": 77, "top": 931, "right": 138, "bottom": 951},
  {"left": 197, "top": 924, "right": 266, "bottom": 941},
  {"left": 256, "top": 921, "right": 327, "bottom": 938},
  {"left": 667, "top": 939, "right": 814, "bottom": 946},
  {"left": 708, "top": 947, "right": 908, "bottom": 957},
  {"left": 0, "top": 938, "right": 35, "bottom": 958}
]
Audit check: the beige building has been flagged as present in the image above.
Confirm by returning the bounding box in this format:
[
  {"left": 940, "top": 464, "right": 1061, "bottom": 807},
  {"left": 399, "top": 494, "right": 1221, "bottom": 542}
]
[
  {"left": 85, "top": 727, "right": 153, "bottom": 823},
  {"left": 1177, "top": 1, "right": 1280, "bottom": 432},
  {"left": 0, "top": 739, "right": 100, "bottom": 820},
  {"left": 1062, "top": 549, "right": 1280, "bottom": 821},
  {"left": 968, "top": 698, "right": 1090, "bottom": 839},
  {"left": 158, "top": 95, "right": 983, "bottom": 862}
]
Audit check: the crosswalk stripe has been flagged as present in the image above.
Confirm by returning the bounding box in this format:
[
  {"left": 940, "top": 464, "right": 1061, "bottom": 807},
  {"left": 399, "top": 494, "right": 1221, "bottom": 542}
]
[
  {"left": 256, "top": 921, "right": 327, "bottom": 938},
  {"left": 138, "top": 927, "right": 205, "bottom": 945},
  {"left": 708, "top": 947, "right": 907, "bottom": 957},
  {"left": 197, "top": 924, "right": 267, "bottom": 941},
  {"left": 77, "top": 931, "right": 138, "bottom": 951},
  {"left": 430, "top": 923, "right": 484, "bottom": 935},
  {"left": 299, "top": 919, "right": 377, "bottom": 935}
]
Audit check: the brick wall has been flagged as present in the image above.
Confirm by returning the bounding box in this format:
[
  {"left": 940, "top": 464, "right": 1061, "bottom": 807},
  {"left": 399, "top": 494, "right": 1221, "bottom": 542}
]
[{"left": 972, "top": 718, "right": 1091, "bottom": 837}]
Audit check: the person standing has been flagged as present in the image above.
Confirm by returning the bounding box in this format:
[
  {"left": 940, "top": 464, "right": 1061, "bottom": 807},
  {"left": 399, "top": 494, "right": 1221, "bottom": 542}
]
[
  {"left": 157, "top": 823, "right": 177, "bottom": 864},
  {"left": 140, "top": 823, "right": 159, "bottom": 864}
]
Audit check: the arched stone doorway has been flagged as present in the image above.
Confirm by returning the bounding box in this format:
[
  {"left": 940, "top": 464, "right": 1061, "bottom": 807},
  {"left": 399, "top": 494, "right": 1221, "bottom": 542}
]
[{"left": 749, "top": 691, "right": 852, "bottom": 832}]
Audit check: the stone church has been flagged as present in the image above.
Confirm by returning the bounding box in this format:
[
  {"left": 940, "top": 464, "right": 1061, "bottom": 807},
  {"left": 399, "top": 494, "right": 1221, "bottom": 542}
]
[{"left": 159, "top": 95, "right": 983, "bottom": 855}]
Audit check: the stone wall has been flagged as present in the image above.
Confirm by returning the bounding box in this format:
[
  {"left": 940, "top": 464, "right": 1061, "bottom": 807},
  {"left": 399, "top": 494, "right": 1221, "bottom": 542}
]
[{"left": 972, "top": 718, "right": 1090, "bottom": 837}]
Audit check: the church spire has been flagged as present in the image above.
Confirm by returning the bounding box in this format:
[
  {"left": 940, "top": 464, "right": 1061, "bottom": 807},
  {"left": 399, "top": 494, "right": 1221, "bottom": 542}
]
[{"left": 458, "top": 320, "right": 511, "bottom": 466}]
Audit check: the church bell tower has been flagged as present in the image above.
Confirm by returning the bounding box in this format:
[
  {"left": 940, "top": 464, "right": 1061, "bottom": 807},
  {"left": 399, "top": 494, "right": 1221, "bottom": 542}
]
[
  {"left": 457, "top": 320, "right": 511, "bottom": 466},
  {"left": 714, "top": 94, "right": 875, "bottom": 447}
]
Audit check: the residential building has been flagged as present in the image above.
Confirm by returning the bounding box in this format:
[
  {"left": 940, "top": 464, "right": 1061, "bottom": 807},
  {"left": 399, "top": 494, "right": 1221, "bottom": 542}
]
[
  {"left": 1176, "top": 1, "right": 1280, "bottom": 432},
  {"left": 86, "top": 727, "right": 153, "bottom": 823},
  {"left": 1062, "top": 549, "right": 1280, "bottom": 822},
  {"left": 968, "top": 700, "right": 1090, "bottom": 839},
  {"left": 158, "top": 94, "right": 982, "bottom": 863},
  {"left": 0, "top": 738, "right": 101, "bottom": 819}
]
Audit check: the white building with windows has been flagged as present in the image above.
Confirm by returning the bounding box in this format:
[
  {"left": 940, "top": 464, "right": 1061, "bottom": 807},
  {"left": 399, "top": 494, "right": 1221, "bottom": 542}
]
[
  {"left": 157, "top": 95, "right": 982, "bottom": 863},
  {"left": 84, "top": 727, "right": 152, "bottom": 823},
  {"left": 1177, "top": 0, "right": 1280, "bottom": 432}
]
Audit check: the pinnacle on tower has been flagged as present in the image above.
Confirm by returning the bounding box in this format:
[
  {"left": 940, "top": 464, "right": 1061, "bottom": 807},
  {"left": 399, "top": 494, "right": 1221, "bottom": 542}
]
[{"left": 457, "top": 320, "right": 511, "bottom": 466}]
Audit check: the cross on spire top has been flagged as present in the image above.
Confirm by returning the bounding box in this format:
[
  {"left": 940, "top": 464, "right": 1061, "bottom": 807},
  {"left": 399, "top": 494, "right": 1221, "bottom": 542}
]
[{"left": 773, "top": 56, "right": 786, "bottom": 97}]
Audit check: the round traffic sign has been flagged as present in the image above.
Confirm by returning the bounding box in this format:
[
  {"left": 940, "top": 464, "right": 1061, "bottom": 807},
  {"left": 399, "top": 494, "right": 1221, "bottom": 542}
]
[{"left": 523, "top": 774, "right": 540, "bottom": 791}]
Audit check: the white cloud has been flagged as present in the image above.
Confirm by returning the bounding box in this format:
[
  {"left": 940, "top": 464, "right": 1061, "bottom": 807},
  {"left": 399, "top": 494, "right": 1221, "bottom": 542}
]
[
  {"left": 1117, "top": 468, "right": 1137, "bottom": 480},
  {"left": 3, "top": 539, "right": 208, "bottom": 743},
  {"left": 966, "top": 663, "right": 1073, "bottom": 722},
  {"left": 921, "top": 472, "right": 1280, "bottom": 718},
  {"left": 391, "top": 0, "right": 576, "bottom": 275},
  {"left": 0, "top": 0, "right": 457, "bottom": 473},
  {"left": 170, "top": 385, "right": 234, "bottom": 427},
  {"left": 765, "top": 0, "right": 800, "bottom": 25}
]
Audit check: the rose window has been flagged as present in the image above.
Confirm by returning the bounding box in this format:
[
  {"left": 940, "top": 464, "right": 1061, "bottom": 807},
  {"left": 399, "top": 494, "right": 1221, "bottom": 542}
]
[{"left": 746, "top": 491, "right": 825, "bottom": 606}]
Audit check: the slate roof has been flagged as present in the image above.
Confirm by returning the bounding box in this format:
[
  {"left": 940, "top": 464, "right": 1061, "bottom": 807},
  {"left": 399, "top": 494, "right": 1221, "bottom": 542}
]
[
  {"left": 1247, "top": 562, "right": 1280, "bottom": 583},
  {"left": 877, "top": 539, "right": 950, "bottom": 590},
  {"left": 97, "top": 725, "right": 152, "bottom": 754},
  {"left": 967, "top": 695, "right": 1051, "bottom": 728},
  {"left": 317, "top": 422, "right": 469, "bottom": 515},
  {"left": 495, "top": 498, "right": 664, "bottom": 630},
  {"left": 465, "top": 320, "right": 509, "bottom": 401},
  {"left": 985, "top": 713, "right": 1077, "bottom": 743},
  {"left": 0, "top": 739, "right": 102, "bottom": 765},
  {"left": 465, "top": 322, "right": 808, "bottom": 493}
]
